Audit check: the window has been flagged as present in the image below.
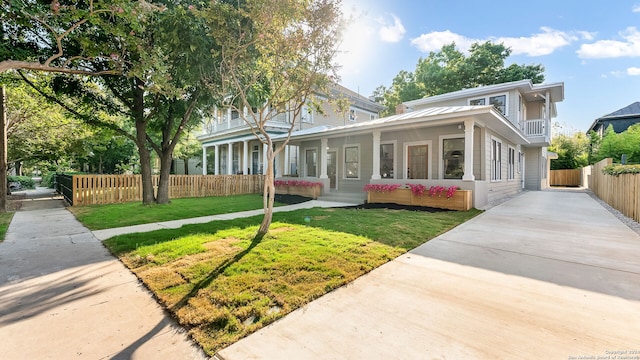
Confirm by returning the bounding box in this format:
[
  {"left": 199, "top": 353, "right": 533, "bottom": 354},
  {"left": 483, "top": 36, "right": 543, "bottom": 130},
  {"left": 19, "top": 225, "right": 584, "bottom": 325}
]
[
  {"left": 370, "top": 114, "right": 376, "bottom": 120},
  {"left": 305, "top": 149, "right": 317, "bottom": 177},
  {"left": 380, "top": 143, "right": 395, "bottom": 179},
  {"left": 489, "top": 95, "right": 506, "bottom": 114},
  {"left": 518, "top": 151, "right": 523, "bottom": 174},
  {"left": 443, "top": 138, "right": 464, "bottom": 179},
  {"left": 349, "top": 109, "right": 357, "bottom": 122},
  {"left": 491, "top": 139, "right": 502, "bottom": 181},
  {"left": 408, "top": 144, "right": 429, "bottom": 179},
  {"left": 301, "top": 106, "right": 314, "bottom": 124},
  {"left": 344, "top": 145, "right": 359, "bottom": 179},
  {"left": 469, "top": 93, "right": 507, "bottom": 115},
  {"left": 508, "top": 146, "right": 515, "bottom": 180}
]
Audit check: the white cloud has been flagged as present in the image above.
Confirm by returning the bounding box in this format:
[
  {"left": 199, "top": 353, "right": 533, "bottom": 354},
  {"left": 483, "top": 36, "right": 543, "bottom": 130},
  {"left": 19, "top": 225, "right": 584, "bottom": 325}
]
[
  {"left": 410, "top": 30, "right": 478, "bottom": 53},
  {"left": 633, "top": 4, "right": 640, "bottom": 12},
  {"left": 577, "top": 31, "right": 597, "bottom": 41},
  {"left": 628, "top": 67, "right": 640, "bottom": 75},
  {"left": 495, "top": 27, "right": 577, "bottom": 56},
  {"left": 411, "top": 27, "right": 580, "bottom": 56},
  {"left": 577, "top": 27, "right": 640, "bottom": 58},
  {"left": 378, "top": 14, "right": 406, "bottom": 43}
]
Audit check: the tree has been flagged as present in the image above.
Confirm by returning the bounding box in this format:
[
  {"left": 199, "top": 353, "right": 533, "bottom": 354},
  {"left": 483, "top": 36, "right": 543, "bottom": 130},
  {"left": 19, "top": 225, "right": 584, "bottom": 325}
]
[
  {"left": 3, "top": 1, "right": 220, "bottom": 204},
  {"left": 4, "top": 75, "right": 87, "bottom": 174},
  {"left": 548, "top": 132, "right": 589, "bottom": 170},
  {"left": 204, "top": 0, "right": 343, "bottom": 239},
  {"left": 375, "top": 42, "right": 545, "bottom": 116},
  {"left": 172, "top": 134, "right": 202, "bottom": 175},
  {"left": 594, "top": 124, "right": 640, "bottom": 164}
]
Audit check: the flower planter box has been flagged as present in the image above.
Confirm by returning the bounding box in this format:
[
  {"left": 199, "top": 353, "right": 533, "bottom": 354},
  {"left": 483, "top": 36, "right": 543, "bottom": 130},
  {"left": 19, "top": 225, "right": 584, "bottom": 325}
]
[
  {"left": 275, "top": 184, "right": 322, "bottom": 199},
  {"left": 367, "top": 188, "right": 472, "bottom": 211}
]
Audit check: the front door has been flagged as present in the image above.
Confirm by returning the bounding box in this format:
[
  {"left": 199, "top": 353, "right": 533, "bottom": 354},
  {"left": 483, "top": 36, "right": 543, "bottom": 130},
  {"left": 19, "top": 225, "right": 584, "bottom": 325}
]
[
  {"left": 408, "top": 144, "right": 428, "bottom": 179},
  {"left": 327, "top": 150, "right": 337, "bottom": 190}
]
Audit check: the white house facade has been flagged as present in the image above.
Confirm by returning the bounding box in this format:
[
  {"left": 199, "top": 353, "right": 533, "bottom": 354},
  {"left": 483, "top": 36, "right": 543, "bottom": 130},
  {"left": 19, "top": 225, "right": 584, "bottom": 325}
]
[
  {"left": 272, "top": 80, "right": 565, "bottom": 208},
  {"left": 196, "top": 85, "right": 385, "bottom": 177}
]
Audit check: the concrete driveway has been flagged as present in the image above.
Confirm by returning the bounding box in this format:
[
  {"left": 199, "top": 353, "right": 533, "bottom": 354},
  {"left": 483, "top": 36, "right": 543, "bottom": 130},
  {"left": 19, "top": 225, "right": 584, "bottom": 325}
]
[{"left": 216, "top": 190, "right": 640, "bottom": 359}]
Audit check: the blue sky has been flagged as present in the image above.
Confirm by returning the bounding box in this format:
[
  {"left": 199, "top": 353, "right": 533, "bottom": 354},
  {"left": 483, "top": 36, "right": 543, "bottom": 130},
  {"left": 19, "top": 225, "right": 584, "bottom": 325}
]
[{"left": 336, "top": 0, "right": 640, "bottom": 133}]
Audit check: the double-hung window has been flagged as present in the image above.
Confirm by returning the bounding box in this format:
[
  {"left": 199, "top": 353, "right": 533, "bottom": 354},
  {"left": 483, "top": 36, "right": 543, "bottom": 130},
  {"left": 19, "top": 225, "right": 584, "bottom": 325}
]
[
  {"left": 508, "top": 147, "right": 515, "bottom": 180},
  {"left": 491, "top": 139, "right": 502, "bottom": 181},
  {"left": 344, "top": 145, "right": 360, "bottom": 179},
  {"left": 469, "top": 93, "right": 508, "bottom": 115}
]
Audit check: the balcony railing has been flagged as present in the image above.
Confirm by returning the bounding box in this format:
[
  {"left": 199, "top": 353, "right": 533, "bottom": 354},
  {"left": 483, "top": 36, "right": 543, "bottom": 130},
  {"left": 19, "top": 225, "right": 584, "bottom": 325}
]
[
  {"left": 523, "top": 118, "right": 546, "bottom": 137},
  {"left": 202, "top": 112, "right": 290, "bottom": 135}
]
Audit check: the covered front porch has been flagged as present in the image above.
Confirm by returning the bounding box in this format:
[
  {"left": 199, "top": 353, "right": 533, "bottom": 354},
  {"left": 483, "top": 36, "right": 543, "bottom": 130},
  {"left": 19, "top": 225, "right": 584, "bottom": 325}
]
[{"left": 273, "top": 106, "right": 527, "bottom": 209}]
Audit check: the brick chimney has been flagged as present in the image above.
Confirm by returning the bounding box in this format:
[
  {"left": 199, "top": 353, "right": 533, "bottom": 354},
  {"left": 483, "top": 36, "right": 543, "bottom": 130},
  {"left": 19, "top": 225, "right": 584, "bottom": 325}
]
[{"left": 395, "top": 103, "right": 408, "bottom": 114}]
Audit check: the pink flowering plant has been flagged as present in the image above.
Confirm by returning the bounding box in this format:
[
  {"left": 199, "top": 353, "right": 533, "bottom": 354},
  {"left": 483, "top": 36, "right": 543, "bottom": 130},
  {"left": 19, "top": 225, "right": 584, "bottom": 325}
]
[
  {"left": 362, "top": 184, "right": 402, "bottom": 193},
  {"left": 274, "top": 180, "right": 323, "bottom": 188},
  {"left": 406, "top": 183, "right": 426, "bottom": 196}
]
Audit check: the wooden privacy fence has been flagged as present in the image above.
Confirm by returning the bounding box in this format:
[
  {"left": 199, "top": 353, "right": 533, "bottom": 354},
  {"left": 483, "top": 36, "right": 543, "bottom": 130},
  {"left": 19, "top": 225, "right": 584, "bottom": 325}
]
[
  {"left": 55, "top": 174, "right": 265, "bottom": 206},
  {"left": 587, "top": 158, "right": 640, "bottom": 223},
  {"left": 549, "top": 169, "right": 582, "bottom": 186}
]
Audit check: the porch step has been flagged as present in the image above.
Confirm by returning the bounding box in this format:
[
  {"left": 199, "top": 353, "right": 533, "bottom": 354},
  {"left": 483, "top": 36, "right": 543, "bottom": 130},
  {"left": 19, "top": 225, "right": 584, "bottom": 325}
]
[{"left": 317, "top": 193, "right": 366, "bottom": 205}]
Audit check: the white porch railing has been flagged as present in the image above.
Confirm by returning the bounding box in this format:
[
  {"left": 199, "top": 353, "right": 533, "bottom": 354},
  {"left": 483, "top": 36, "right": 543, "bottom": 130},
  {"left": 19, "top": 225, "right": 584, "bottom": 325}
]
[
  {"left": 523, "top": 118, "right": 546, "bottom": 137},
  {"left": 202, "top": 111, "right": 291, "bottom": 135}
]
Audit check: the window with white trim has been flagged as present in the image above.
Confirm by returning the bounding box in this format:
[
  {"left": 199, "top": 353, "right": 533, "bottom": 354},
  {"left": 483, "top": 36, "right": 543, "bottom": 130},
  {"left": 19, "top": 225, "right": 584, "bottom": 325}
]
[
  {"left": 305, "top": 149, "right": 317, "bottom": 177},
  {"left": 349, "top": 109, "right": 357, "bottom": 122},
  {"left": 380, "top": 143, "right": 395, "bottom": 179},
  {"left": 443, "top": 138, "right": 465, "bottom": 179},
  {"left": 301, "top": 105, "right": 314, "bottom": 124},
  {"left": 491, "top": 139, "right": 502, "bottom": 181},
  {"left": 518, "top": 151, "right": 523, "bottom": 174},
  {"left": 469, "top": 93, "right": 508, "bottom": 115},
  {"left": 344, "top": 145, "right": 360, "bottom": 179},
  {"left": 508, "top": 146, "right": 515, "bottom": 180}
]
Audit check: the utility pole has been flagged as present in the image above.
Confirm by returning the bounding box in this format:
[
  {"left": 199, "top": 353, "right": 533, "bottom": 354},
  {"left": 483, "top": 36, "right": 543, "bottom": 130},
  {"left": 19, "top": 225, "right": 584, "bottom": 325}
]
[{"left": 0, "top": 86, "right": 7, "bottom": 212}]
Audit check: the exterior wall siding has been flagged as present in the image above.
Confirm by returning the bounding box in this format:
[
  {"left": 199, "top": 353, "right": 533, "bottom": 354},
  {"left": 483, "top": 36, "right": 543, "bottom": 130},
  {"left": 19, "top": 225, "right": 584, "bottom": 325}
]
[
  {"left": 524, "top": 147, "right": 542, "bottom": 190},
  {"left": 484, "top": 129, "right": 523, "bottom": 204}
]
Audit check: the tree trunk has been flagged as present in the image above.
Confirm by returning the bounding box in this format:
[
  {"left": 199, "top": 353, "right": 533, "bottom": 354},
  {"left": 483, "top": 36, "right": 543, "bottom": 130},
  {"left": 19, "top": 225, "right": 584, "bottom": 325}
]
[
  {"left": 133, "top": 79, "right": 155, "bottom": 204},
  {"left": 255, "top": 143, "right": 275, "bottom": 240},
  {"left": 15, "top": 161, "right": 22, "bottom": 177},
  {"left": 183, "top": 157, "right": 189, "bottom": 175},
  {"left": 156, "top": 149, "right": 173, "bottom": 204}
]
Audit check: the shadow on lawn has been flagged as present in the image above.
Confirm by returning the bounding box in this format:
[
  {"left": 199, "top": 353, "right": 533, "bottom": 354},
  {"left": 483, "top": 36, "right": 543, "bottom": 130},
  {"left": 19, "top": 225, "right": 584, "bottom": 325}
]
[{"left": 171, "top": 235, "right": 263, "bottom": 311}]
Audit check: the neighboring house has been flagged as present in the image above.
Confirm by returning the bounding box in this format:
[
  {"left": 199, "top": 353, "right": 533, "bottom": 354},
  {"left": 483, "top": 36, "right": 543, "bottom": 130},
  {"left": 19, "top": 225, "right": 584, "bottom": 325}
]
[
  {"left": 196, "top": 84, "right": 385, "bottom": 176},
  {"left": 272, "top": 79, "right": 564, "bottom": 208},
  {"left": 587, "top": 101, "right": 640, "bottom": 135}
]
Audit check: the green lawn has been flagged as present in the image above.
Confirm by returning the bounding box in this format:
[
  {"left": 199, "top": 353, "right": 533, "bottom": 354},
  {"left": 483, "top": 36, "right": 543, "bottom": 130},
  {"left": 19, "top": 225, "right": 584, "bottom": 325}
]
[
  {"left": 104, "top": 206, "right": 481, "bottom": 355},
  {"left": 69, "top": 194, "right": 277, "bottom": 230},
  {"left": 0, "top": 212, "right": 14, "bottom": 241}
]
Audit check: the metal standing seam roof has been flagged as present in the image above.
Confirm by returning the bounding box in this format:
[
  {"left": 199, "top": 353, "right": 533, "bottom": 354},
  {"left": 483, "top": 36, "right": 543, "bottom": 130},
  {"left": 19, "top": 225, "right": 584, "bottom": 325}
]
[{"left": 274, "top": 105, "right": 530, "bottom": 145}]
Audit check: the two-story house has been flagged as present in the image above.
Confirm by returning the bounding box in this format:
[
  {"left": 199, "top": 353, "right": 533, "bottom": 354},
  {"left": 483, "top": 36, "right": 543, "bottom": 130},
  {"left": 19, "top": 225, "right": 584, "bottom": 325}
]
[
  {"left": 272, "top": 79, "right": 565, "bottom": 208},
  {"left": 196, "top": 84, "right": 385, "bottom": 176}
]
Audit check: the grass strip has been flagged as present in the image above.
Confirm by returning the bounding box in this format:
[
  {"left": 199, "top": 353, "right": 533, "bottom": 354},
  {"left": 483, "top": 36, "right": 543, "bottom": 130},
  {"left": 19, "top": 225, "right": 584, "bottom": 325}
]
[{"left": 0, "top": 212, "right": 14, "bottom": 241}]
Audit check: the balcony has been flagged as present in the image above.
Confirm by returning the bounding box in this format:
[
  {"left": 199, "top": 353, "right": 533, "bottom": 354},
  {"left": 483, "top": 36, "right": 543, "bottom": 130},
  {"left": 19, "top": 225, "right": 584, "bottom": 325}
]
[
  {"left": 202, "top": 112, "right": 291, "bottom": 135},
  {"left": 521, "top": 118, "right": 550, "bottom": 146}
]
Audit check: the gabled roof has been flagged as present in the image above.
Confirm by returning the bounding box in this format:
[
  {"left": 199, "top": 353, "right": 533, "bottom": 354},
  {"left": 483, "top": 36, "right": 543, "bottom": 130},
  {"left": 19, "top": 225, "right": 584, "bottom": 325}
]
[
  {"left": 587, "top": 101, "right": 640, "bottom": 133},
  {"left": 276, "top": 105, "right": 530, "bottom": 145},
  {"left": 403, "top": 80, "right": 565, "bottom": 108}
]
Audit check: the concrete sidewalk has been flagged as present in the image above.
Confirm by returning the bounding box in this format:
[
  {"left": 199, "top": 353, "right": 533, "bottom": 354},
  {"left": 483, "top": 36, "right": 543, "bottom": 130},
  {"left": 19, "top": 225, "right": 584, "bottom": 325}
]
[
  {"left": 0, "top": 189, "right": 207, "bottom": 359},
  {"left": 216, "top": 191, "right": 640, "bottom": 359},
  {"left": 92, "top": 200, "right": 358, "bottom": 240}
]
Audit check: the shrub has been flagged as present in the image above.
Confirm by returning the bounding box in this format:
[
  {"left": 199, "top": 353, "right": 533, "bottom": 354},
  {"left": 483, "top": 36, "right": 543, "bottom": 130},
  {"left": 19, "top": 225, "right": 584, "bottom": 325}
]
[
  {"left": 602, "top": 164, "right": 640, "bottom": 176},
  {"left": 8, "top": 175, "right": 35, "bottom": 190}
]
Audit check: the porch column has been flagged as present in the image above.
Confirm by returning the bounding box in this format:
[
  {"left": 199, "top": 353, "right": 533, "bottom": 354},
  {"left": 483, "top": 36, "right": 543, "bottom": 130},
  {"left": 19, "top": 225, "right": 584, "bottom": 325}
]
[
  {"left": 227, "top": 143, "right": 233, "bottom": 175},
  {"left": 243, "top": 140, "right": 249, "bottom": 174},
  {"left": 263, "top": 144, "right": 269, "bottom": 175},
  {"left": 214, "top": 145, "right": 220, "bottom": 175},
  {"left": 284, "top": 145, "right": 290, "bottom": 175},
  {"left": 320, "top": 138, "right": 328, "bottom": 179},
  {"left": 545, "top": 90, "right": 550, "bottom": 135},
  {"left": 463, "top": 119, "right": 475, "bottom": 181},
  {"left": 202, "top": 146, "right": 207, "bottom": 175},
  {"left": 275, "top": 143, "right": 285, "bottom": 177},
  {"left": 371, "top": 131, "right": 381, "bottom": 180}
]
